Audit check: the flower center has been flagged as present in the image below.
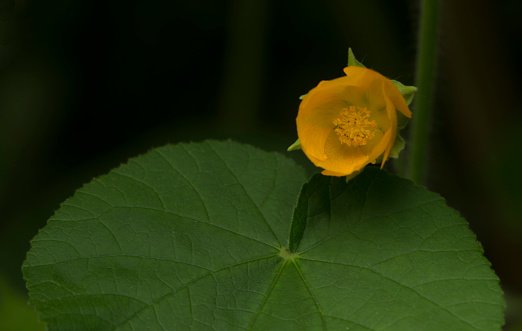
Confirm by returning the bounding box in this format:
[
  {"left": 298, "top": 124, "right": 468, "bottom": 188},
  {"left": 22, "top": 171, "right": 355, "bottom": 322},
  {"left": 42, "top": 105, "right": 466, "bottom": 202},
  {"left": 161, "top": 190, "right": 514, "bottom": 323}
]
[{"left": 333, "top": 106, "right": 377, "bottom": 147}]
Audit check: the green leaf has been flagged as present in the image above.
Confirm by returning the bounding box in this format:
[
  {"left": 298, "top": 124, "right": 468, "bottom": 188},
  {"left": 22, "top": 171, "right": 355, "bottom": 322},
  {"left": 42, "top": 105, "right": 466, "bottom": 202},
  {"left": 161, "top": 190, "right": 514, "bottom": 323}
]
[
  {"left": 348, "top": 48, "right": 366, "bottom": 68},
  {"left": 292, "top": 172, "right": 504, "bottom": 330},
  {"left": 23, "top": 141, "right": 504, "bottom": 330}
]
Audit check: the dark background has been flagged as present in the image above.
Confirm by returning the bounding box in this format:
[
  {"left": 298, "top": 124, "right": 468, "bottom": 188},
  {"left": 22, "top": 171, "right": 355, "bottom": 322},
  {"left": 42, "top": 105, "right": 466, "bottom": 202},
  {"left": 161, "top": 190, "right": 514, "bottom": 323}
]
[{"left": 1, "top": 0, "right": 521, "bottom": 329}]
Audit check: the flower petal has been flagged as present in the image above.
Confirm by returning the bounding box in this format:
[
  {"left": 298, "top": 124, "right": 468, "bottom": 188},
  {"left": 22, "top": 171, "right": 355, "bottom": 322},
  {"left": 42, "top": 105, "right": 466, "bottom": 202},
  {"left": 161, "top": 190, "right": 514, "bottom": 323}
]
[
  {"left": 321, "top": 169, "right": 349, "bottom": 177},
  {"left": 296, "top": 65, "right": 409, "bottom": 177},
  {"left": 384, "top": 79, "right": 412, "bottom": 118},
  {"left": 380, "top": 92, "right": 399, "bottom": 167},
  {"left": 297, "top": 101, "right": 339, "bottom": 161},
  {"left": 297, "top": 82, "right": 366, "bottom": 161},
  {"left": 359, "top": 127, "right": 386, "bottom": 157},
  {"left": 302, "top": 77, "right": 367, "bottom": 110},
  {"left": 364, "top": 78, "right": 387, "bottom": 113},
  {"left": 342, "top": 66, "right": 377, "bottom": 90},
  {"left": 318, "top": 131, "right": 370, "bottom": 175}
]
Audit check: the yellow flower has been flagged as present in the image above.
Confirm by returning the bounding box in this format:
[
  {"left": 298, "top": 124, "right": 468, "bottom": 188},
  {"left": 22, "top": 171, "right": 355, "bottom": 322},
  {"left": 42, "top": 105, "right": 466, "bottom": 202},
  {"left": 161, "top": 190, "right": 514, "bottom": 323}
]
[{"left": 296, "top": 66, "right": 412, "bottom": 176}]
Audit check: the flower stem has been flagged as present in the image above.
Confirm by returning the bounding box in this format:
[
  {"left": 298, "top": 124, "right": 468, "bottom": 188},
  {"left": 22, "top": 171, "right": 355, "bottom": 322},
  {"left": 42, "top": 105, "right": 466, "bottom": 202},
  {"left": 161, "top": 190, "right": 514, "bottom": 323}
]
[{"left": 408, "top": 0, "right": 441, "bottom": 184}]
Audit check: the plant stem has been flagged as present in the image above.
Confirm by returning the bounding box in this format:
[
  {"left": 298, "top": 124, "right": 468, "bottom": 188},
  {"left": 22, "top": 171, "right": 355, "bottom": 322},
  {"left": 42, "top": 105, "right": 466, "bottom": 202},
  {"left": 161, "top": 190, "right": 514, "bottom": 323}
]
[{"left": 408, "top": 0, "right": 440, "bottom": 184}]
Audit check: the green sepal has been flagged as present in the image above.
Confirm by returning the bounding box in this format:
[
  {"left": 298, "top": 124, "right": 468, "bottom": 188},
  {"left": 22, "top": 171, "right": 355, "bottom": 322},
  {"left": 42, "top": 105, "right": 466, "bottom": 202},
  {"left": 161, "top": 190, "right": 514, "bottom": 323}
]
[
  {"left": 287, "top": 139, "right": 301, "bottom": 151},
  {"left": 388, "top": 134, "right": 406, "bottom": 159},
  {"left": 391, "top": 80, "right": 417, "bottom": 106},
  {"left": 397, "top": 111, "right": 410, "bottom": 130},
  {"left": 372, "top": 133, "right": 406, "bottom": 165},
  {"left": 348, "top": 48, "right": 366, "bottom": 68},
  {"left": 299, "top": 94, "right": 307, "bottom": 100}
]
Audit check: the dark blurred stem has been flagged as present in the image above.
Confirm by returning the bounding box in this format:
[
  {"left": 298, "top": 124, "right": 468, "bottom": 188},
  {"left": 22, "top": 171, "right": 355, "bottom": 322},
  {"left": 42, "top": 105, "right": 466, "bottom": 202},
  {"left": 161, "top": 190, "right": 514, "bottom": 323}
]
[
  {"left": 407, "top": 0, "right": 440, "bottom": 184},
  {"left": 218, "top": 0, "right": 269, "bottom": 133}
]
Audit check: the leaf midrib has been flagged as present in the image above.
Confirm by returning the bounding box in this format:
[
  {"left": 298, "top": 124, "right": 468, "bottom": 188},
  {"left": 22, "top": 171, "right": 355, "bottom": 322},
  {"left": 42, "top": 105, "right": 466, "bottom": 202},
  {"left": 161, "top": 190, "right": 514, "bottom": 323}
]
[{"left": 112, "top": 253, "right": 281, "bottom": 330}]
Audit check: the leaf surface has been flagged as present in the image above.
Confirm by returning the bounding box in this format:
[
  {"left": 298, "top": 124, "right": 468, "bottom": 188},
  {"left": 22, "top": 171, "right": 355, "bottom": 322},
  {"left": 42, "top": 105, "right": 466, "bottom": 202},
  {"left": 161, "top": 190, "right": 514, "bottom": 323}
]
[{"left": 23, "top": 141, "right": 504, "bottom": 330}]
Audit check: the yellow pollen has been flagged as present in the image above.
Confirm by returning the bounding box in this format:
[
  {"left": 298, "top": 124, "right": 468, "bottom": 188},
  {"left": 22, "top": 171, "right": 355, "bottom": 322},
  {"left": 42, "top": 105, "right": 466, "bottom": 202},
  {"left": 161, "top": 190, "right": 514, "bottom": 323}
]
[{"left": 333, "top": 106, "right": 377, "bottom": 147}]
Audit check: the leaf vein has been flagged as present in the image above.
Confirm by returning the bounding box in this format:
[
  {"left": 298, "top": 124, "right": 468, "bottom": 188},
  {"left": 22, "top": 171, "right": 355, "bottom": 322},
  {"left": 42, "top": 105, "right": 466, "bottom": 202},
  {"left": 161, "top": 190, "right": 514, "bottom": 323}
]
[
  {"left": 299, "top": 257, "right": 480, "bottom": 329},
  {"left": 155, "top": 149, "right": 211, "bottom": 221},
  {"left": 247, "top": 259, "right": 286, "bottom": 330},
  {"left": 113, "top": 254, "right": 279, "bottom": 329},
  {"left": 293, "top": 260, "right": 327, "bottom": 330},
  {"left": 206, "top": 141, "right": 281, "bottom": 246}
]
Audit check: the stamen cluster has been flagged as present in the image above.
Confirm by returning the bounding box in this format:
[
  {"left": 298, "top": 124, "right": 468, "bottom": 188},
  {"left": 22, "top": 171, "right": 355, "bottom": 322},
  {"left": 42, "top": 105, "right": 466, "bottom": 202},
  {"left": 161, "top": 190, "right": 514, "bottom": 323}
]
[{"left": 333, "top": 106, "right": 376, "bottom": 147}]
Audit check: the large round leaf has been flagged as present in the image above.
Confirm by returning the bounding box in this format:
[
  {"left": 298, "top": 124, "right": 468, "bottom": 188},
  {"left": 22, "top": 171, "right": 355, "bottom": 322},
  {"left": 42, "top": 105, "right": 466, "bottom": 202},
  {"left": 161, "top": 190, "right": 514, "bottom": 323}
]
[{"left": 23, "top": 141, "right": 504, "bottom": 330}]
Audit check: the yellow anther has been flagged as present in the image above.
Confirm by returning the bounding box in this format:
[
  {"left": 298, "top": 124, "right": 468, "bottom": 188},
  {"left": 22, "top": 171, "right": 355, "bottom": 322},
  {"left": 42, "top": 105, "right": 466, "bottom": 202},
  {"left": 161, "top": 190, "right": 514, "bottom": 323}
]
[{"left": 333, "top": 106, "right": 377, "bottom": 147}]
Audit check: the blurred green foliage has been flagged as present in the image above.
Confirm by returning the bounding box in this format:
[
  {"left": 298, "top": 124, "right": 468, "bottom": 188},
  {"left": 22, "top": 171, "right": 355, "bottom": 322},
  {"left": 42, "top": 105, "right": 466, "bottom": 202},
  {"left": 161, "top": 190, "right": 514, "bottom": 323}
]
[
  {"left": 0, "top": 274, "right": 44, "bottom": 330},
  {"left": 1, "top": 0, "right": 521, "bottom": 328}
]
